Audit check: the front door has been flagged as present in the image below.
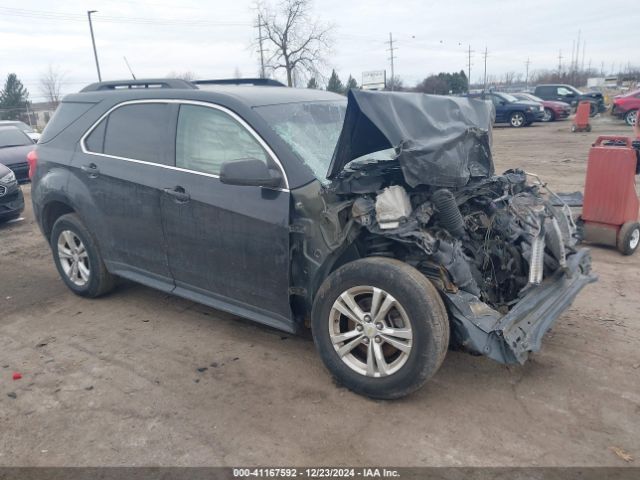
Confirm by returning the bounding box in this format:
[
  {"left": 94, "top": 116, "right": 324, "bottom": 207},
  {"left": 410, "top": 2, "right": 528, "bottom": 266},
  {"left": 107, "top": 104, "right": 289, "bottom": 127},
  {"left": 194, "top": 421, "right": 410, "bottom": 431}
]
[{"left": 160, "top": 103, "right": 293, "bottom": 330}]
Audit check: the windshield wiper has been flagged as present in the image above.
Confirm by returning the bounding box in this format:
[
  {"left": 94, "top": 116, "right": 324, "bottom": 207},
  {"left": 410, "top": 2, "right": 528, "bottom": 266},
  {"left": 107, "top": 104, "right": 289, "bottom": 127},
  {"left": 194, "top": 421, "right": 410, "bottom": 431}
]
[{"left": 0, "top": 144, "right": 29, "bottom": 148}]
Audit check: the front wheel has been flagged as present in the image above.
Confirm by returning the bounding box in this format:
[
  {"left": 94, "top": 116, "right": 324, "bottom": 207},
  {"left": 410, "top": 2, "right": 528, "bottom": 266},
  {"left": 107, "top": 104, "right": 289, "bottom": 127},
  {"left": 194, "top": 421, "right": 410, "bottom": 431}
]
[
  {"left": 624, "top": 109, "right": 637, "bottom": 127},
  {"left": 510, "top": 111, "right": 526, "bottom": 128},
  {"left": 311, "top": 257, "right": 449, "bottom": 399}
]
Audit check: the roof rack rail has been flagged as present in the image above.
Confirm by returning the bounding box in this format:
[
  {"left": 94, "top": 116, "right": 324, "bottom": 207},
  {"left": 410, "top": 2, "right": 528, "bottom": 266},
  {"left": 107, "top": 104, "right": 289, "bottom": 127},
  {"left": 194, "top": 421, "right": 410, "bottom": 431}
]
[
  {"left": 193, "top": 78, "right": 286, "bottom": 87},
  {"left": 80, "top": 79, "right": 196, "bottom": 92}
]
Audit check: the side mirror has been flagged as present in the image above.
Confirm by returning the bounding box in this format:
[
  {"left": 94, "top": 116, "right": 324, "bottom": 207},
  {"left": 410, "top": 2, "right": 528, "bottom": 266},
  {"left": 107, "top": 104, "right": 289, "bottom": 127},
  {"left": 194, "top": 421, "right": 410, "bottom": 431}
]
[{"left": 220, "top": 158, "right": 283, "bottom": 188}]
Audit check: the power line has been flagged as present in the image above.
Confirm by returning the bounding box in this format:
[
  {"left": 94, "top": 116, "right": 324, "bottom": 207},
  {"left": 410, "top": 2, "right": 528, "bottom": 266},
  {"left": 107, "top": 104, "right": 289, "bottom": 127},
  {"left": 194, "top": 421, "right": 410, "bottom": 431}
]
[{"left": 0, "top": 7, "right": 250, "bottom": 27}]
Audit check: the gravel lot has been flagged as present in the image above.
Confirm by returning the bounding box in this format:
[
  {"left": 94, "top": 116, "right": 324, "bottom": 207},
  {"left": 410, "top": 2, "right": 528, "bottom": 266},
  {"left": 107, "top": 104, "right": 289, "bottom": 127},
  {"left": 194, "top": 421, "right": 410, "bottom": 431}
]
[{"left": 1, "top": 117, "right": 639, "bottom": 467}]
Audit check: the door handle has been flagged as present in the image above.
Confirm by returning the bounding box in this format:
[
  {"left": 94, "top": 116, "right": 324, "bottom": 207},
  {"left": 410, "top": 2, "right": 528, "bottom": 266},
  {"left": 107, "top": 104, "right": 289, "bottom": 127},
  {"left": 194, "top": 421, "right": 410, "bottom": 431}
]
[
  {"left": 81, "top": 163, "right": 99, "bottom": 178},
  {"left": 163, "top": 186, "right": 190, "bottom": 203}
]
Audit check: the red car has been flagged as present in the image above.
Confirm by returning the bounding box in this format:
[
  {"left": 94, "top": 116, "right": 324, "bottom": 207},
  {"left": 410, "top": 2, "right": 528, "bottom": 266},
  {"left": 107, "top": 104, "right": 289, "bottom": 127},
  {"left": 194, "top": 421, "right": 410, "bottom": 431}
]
[
  {"left": 513, "top": 93, "right": 571, "bottom": 122},
  {"left": 611, "top": 89, "right": 640, "bottom": 126}
]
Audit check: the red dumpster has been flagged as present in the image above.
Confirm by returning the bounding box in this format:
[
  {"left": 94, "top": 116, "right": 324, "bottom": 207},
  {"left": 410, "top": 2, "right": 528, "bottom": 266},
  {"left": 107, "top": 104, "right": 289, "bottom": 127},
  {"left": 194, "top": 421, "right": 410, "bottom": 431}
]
[
  {"left": 581, "top": 136, "right": 640, "bottom": 254},
  {"left": 571, "top": 101, "right": 592, "bottom": 132}
]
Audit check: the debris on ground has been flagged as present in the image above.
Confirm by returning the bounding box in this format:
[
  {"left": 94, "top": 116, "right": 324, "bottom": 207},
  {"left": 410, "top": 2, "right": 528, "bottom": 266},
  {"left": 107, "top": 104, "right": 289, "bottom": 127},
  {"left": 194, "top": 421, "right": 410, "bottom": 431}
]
[
  {"left": 7, "top": 392, "right": 17, "bottom": 399},
  {"left": 12, "top": 372, "right": 22, "bottom": 380},
  {"left": 610, "top": 446, "right": 634, "bottom": 463},
  {"left": 197, "top": 367, "right": 208, "bottom": 373}
]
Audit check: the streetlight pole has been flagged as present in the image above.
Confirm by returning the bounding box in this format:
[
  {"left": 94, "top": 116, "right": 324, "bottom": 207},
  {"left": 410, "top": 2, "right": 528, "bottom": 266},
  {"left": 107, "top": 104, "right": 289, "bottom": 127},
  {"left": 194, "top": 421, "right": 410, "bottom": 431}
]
[{"left": 87, "top": 10, "right": 102, "bottom": 81}]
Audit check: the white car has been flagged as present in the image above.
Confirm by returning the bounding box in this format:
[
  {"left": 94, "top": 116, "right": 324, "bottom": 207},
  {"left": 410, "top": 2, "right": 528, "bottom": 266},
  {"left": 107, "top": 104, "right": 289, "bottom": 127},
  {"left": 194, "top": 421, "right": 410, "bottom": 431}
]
[{"left": 0, "top": 121, "right": 40, "bottom": 142}]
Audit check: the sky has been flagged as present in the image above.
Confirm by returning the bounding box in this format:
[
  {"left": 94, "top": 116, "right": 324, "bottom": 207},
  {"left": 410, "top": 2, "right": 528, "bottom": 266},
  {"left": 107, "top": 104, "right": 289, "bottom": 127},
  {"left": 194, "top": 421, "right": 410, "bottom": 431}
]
[{"left": 0, "top": 0, "right": 638, "bottom": 102}]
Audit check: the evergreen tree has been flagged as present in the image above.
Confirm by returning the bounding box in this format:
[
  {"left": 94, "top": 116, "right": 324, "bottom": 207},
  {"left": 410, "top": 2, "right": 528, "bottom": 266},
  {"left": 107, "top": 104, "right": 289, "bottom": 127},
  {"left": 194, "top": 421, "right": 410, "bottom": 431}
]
[
  {"left": 0, "top": 73, "right": 29, "bottom": 120},
  {"left": 345, "top": 75, "right": 358, "bottom": 91},
  {"left": 326, "top": 70, "right": 344, "bottom": 94},
  {"left": 307, "top": 77, "right": 319, "bottom": 89}
]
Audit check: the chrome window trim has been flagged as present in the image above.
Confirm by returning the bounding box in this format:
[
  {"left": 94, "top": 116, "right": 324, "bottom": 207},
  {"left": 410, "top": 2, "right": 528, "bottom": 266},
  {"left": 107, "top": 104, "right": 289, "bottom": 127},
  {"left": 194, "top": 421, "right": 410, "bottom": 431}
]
[{"left": 79, "top": 98, "right": 290, "bottom": 190}]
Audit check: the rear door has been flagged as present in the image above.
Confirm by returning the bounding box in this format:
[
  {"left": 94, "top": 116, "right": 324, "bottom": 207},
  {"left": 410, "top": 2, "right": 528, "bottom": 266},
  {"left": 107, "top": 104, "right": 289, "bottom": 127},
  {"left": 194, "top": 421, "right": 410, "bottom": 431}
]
[
  {"left": 160, "top": 102, "right": 293, "bottom": 329},
  {"left": 74, "top": 101, "right": 178, "bottom": 289}
]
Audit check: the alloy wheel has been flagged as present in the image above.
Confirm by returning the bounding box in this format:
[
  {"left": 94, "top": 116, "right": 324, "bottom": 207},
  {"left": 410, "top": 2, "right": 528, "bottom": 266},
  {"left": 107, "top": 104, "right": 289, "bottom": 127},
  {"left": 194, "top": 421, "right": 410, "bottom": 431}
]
[
  {"left": 511, "top": 113, "right": 525, "bottom": 127},
  {"left": 626, "top": 110, "right": 637, "bottom": 127},
  {"left": 57, "top": 230, "right": 90, "bottom": 287},
  {"left": 328, "top": 286, "right": 413, "bottom": 378}
]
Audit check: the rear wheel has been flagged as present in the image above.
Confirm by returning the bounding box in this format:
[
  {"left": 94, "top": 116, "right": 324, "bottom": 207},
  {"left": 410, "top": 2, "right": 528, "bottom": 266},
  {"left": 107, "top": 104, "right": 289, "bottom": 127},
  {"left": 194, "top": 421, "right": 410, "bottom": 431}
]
[
  {"left": 542, "top": 108, "right": 555, "bottom": 122},
  {"left": 624, "top": 109, "right": 637, "bottom": 127},
  {"left": 510, "top": 111, "right": 526, "bottom": 128},
  {"left": 617, "top": 222, "right": 640, "bottom": 255},
  {"left": 51, "top": 213, "right": 116, "bottom": 297},
  {"left": 589, "top": 102, "right": 598, "bottom": 117},
  {"left": 311, "top": 257, "right": 449, "bottom": 399}
]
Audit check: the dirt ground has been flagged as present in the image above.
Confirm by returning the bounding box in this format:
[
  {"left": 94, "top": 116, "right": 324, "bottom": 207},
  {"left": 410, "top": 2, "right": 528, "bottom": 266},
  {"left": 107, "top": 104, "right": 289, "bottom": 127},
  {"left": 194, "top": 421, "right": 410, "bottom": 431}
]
[{"left": 1, "top": 116, "right": 639, "bottom": 467}]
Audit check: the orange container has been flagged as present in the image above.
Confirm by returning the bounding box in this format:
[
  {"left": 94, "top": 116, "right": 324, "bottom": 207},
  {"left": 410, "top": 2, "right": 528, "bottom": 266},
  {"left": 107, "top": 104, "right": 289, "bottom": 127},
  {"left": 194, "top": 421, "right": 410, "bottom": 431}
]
[
  {"left": 571, "top": 101, "right": 592, "bottom": 132},
  {"left": 581, "top": 136, "right": 640, "bottom": 254}
]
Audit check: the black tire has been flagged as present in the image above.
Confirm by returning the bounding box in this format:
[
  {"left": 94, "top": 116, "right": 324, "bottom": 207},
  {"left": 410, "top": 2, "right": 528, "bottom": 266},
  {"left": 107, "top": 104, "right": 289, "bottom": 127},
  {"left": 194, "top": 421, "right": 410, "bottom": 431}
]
[
  {"left": 624, "top": 109, "right": 638, "bottom": 127},
  {"left": 542, "top": 108, "right": 555, "bottom": 122},
  {"left": 509, "top": 111, "right": 526, "bottom": 128},
  {"left": 588, "top": 102, "right": 598, "bottom": 117},
  {"left": 50, "top": 213, "right": 116, "bottom": 297},
  {"left": 617, "top": 222, "right": 640, "bottom": 256},
  {"left": 311, "top": 257, "right": 449, "bottom": 399}
]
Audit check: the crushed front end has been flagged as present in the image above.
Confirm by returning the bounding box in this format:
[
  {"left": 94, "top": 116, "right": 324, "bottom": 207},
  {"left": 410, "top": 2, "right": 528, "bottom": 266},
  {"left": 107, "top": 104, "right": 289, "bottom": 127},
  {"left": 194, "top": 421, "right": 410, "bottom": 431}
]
[{"left": 323, "top": 90, "right": 596, "bottom": 364}]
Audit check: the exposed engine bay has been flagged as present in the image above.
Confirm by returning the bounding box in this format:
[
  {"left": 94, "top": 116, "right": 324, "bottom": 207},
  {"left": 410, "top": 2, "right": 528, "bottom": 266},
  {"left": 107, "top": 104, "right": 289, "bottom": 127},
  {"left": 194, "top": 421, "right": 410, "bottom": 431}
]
[
  {"left": 291, "top": 89, "right": 596, "bottom": 365},
  {"left": 342, "top": 166, "right": 577, "bottom": 314}
]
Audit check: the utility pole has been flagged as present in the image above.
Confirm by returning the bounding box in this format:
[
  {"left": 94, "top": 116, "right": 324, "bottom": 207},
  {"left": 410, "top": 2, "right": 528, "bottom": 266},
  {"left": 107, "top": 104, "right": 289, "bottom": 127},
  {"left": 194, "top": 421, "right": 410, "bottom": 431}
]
[
  {"left": 524, "top": 57, "right": 531, "bottom": 91},
  {"left": 387, "top": 32, "right": 397, "bottom": 91},
  {"left": 482, "top": 46, "right": 488, "bottom": 91},
  {"left": 87, "top": 10, "right": 102, "bottom": 81},
  {"left": 256, "top": 14, "right": 266, "bottom": 79},
  {"left": 467, "top": 44, "right": 474, "bottom": 92},
  {"left": 558, "top": 49, "right": 563, "bottom": 76},
  {"left": 581, "top": 40, "right": 586, "bottom": 72}
]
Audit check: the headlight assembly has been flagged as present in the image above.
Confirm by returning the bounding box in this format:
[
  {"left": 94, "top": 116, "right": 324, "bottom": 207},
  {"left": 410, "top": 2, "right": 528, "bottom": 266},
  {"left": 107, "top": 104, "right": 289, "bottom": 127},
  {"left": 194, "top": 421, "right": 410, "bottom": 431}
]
[{"left": 0, "top": 170, "right": 16, "bottom": 185}]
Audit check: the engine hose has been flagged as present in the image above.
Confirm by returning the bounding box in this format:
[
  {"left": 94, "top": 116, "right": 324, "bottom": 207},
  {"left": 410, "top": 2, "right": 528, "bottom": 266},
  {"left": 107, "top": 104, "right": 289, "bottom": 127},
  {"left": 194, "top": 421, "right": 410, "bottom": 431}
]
[{"left": 432, "top": 189, "right": 466, "bottom": 238}]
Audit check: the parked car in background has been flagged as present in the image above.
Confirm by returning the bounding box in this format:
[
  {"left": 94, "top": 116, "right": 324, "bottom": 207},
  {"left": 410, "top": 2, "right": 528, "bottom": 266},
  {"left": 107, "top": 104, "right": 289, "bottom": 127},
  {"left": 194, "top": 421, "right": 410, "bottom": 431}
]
[
  {"left": 0, "top": 162, "right": 24, "bottom": 223},
  {"left": 512, "top": 93, "right": 571, "bottom": 122},
  {"left": 29, "top": 79, "right": 595, "bottom": 399},
  {"left": 0, "top": 126, "right": 35, "bottom": 183},
  {"left": 468, "top": 91, "right": 544, "bottom": 127},
  {"left": 611, "top": 89, "right": 640, "bottom": 126},
  {"left": 0, "top": 120, "right": 40, "bottom": 142},
  {"left": 534, "top": 84, "right": 605, "bottom": 116}
]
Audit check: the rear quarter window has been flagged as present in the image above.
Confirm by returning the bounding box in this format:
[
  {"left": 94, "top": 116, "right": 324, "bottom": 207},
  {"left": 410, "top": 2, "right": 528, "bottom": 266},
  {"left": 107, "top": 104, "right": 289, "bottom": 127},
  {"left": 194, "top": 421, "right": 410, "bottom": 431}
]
[{"left": 39, "top": 102, "right": 97, "bottom": 143}]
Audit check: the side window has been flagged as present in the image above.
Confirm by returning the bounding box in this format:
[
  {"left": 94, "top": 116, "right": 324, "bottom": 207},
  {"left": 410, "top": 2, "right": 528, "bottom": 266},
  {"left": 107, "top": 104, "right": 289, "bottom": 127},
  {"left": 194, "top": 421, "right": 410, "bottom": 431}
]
[
  {"left": 176, "top": 104, "right": 269, "bottom": 176},
  {"left": 490, "top": 95, "right": 502, "bottom": 106},
  {"left": 557, "top": 87, "right": 573, "bottom": 96},
  {"left": 101, "top": 103, "right": 173, "bottom": 165},
  {"left": 537, "top": 87, "right": 551, "bottom": 97}
]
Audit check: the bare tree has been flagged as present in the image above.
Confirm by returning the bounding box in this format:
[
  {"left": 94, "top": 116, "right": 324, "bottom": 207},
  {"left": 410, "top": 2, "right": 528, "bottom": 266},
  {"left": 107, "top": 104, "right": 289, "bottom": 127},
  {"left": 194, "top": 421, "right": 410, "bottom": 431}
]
[
  {"left": 259, "top": 0, "right": 332, "bottom": 87},
  {"left": 39, "top": 65, "right": 65, "bottom": 107},
  {"left": 166, "top": 71, "right": 197, "bottom": 82}
]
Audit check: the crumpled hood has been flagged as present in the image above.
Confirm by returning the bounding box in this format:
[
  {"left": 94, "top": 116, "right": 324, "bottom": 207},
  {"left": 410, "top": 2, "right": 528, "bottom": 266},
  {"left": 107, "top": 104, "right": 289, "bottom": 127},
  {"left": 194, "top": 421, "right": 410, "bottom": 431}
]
[{"left": 327, "top": 89, "right": 495, "bottom": 188}]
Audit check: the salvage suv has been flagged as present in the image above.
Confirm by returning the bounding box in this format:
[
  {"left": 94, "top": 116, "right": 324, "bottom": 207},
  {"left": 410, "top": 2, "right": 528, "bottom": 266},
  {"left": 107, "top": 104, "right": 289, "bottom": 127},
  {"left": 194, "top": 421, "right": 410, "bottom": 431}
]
[{"left": 30, "top": 79, "right": 595, "bottom": 399}]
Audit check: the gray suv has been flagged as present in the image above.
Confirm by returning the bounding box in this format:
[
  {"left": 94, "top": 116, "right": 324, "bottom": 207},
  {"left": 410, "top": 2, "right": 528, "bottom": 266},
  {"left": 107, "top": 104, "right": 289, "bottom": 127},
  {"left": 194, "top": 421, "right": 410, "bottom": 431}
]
[{"left": 31, "top": 79, "right": 595, "bottom": 399}]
